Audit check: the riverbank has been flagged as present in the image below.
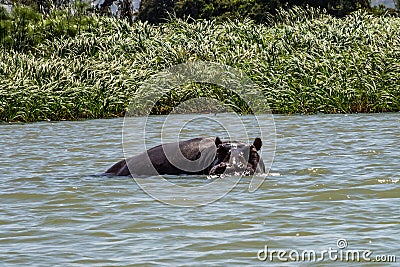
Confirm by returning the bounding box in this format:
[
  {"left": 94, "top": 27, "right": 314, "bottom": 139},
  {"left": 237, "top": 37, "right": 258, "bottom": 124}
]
[{"left": 1, "top": 8, "right": 400, "bottom": 122}]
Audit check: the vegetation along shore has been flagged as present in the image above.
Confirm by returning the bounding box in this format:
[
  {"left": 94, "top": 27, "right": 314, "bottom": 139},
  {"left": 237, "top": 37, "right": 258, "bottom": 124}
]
[{"left": 1, "top": 3, "right": 400, "bottom": 122}]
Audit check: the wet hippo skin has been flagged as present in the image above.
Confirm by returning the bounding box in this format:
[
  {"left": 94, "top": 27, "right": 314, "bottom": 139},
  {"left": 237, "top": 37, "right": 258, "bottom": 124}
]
[{"left": 105, "top": 137, "right": 264, "bottom": 176}]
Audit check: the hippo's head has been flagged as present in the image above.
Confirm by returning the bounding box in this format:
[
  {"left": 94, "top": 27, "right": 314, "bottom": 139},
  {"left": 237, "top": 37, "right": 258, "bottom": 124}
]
[{"left": 209, "top": 137, "right": 264, "bottom": 176}]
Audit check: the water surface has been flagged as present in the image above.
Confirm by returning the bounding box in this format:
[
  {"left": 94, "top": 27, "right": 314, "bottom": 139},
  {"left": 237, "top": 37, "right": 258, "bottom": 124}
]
[{"left": 1, "top": 113, "right": 399, "bottom": 266}]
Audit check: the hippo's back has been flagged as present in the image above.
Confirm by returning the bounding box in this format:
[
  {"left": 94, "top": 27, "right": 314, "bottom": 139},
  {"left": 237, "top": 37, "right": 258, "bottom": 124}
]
[{"left": 105, "top": 137, "right": 217, "bottom": 176}]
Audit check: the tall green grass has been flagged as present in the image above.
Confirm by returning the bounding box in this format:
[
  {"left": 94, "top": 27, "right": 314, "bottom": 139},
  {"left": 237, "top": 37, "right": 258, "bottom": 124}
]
[{"left": 1, "top": 7, "right": 400, "bottom": 122}]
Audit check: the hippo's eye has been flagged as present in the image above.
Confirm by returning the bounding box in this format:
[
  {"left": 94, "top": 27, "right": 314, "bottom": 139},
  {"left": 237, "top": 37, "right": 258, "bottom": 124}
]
[{"left": 217, "top": 146, "right": 229, "bottom": 155}]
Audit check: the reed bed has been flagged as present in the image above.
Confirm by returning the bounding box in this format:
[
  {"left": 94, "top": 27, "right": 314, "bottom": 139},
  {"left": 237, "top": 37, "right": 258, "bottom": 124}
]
[{"left": 1, "top": 7, "right": 400, "bottom": 122}]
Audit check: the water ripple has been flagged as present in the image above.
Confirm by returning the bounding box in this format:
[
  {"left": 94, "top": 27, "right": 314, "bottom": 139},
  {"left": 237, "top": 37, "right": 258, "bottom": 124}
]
[{"left": 0, "top": 114, "right": 399, "bottom": 266}]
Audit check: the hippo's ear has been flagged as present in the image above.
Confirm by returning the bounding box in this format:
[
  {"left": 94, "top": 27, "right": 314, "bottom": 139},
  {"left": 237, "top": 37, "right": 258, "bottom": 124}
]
[
  {"left": 215, "top": 137, "right": 222, "bottom": 147},
  {"left": 253, "top": 138, "right": 262, "bottom": 151}
]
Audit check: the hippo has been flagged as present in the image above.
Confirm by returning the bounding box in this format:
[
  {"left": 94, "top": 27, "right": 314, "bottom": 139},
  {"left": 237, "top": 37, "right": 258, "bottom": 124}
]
[{"left": 105, "top": 137, "right": 264, "bottom": 176}]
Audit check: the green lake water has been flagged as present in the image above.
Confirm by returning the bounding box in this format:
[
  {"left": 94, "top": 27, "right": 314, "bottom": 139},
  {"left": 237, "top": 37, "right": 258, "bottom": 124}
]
[{"left": 1, "top": 113, "right": 399, "bottom": 266}]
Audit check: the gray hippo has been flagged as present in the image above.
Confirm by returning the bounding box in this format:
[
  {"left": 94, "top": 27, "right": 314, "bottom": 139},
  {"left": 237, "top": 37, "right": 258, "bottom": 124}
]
[{"left": 105, "top": 137, "right": 264, "bottom": 176}]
